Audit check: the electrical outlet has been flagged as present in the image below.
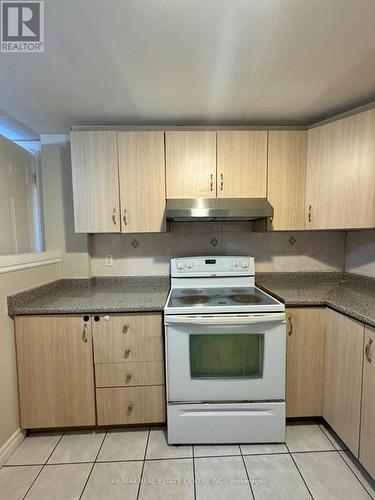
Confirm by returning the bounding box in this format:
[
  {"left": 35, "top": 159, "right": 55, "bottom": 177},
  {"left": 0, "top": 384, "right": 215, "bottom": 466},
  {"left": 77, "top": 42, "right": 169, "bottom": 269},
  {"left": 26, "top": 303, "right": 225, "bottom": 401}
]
[{"left": 105, "top": 254, "right": 113, "bottom": 266}]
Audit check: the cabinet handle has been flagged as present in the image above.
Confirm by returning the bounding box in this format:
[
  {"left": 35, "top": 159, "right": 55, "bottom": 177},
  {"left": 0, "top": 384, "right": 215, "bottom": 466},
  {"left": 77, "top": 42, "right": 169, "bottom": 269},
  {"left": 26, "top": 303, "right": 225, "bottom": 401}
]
[
  {"left": 288, "top": 316, "right": 293, "bottom": 336},
  {"left": 82, "top": 323, "right": 88, "bottom": 343},
  {"left": 126, "top": 373, "right": 132, "bottom": 383},
  {"left": 124, "top": 349, "right": 131, "bottom": 359},
  {"left": 220, "top": 173, "right": 224, "bottom": 191},
  {"left": 123, "top": 209, "right": 127, "bottom": 225},
  {"left": 308, "top": 205, "right": 312, "bottom": 223},
  {"left": 112, "top": 208, "right": 117, "bottom": 225},
  {"left": 122, "top": 324, "right": 129, "bottom": 334},
  {"left": 210, "top": 174, "right": 214, "bottom": 191},
  {"left": 127, "top": 403, "right": 134, "bottom": 414},
  {"left": 365, "top": 337, "right": 373, "bottom": 363}
]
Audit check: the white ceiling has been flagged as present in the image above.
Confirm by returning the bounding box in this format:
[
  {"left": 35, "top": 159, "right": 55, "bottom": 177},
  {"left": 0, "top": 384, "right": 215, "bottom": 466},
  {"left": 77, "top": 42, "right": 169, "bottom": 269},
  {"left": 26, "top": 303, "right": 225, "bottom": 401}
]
[{"left": 1, "top": 0, "right": 375, "bottom": 134}]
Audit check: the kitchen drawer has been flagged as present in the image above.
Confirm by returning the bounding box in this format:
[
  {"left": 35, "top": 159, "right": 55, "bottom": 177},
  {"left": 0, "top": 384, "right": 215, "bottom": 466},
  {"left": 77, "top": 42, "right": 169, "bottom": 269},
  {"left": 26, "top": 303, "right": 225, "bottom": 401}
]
[
  {"left": 93, "top": 313, "right": 163, "bottom": 363},
  {"left": 95, "top": 361, "right": 164, "bottom": 387},
  {"left": 96, "top": 386, "right": 166, "bottom": 425}
]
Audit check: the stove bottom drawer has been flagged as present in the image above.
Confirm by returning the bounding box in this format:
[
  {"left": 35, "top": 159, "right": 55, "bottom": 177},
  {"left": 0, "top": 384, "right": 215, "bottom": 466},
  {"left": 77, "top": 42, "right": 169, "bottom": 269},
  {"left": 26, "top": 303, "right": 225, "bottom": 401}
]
[
  {"left": 97, "top": 386, "right": 166, "bottom": 425},
  {"left": 167, "top": 402, "right": 285, "bottom": 444}
]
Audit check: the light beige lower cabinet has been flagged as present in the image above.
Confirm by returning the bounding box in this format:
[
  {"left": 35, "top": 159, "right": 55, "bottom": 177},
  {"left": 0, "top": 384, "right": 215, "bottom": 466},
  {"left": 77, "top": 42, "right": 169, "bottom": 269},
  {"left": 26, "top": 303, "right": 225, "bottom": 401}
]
[
  {"left": 92, "top": 313, "right": 166, "bottom": 426},
  {"left": 286, "top": 307, "right": 325, "bottom": 417},
  {"left": 323, "top": 309, "right": 364, "bottom": 457},
  {"left": 15, "top": 315, "right": 96, "bottom": 429},
  {"left": 359, "top": 325, "right": 375, "bottom": 477}
]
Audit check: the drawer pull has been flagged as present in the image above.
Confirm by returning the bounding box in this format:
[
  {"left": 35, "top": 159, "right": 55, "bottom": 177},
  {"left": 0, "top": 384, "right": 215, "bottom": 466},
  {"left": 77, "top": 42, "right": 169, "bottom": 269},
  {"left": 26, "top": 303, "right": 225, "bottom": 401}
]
[
  {"left": 122, "top": 324, "right": 129, "bottom": 334},
  {"left": 126, "top": 373, "right": 132, "bottom": 383},
  {"left": 127, "top": 403, "right": 134, "bottom": 415},
  {"left": 365, "top": 337, "right": 373, "bottom": 363},
  {"left": 288, "top": 317, "right": 293, "bottom": 336},
  {"left": 82, "top": 323, "right": 88, "bottom": 343},
  {"left": 124, "top": 349, "right": 131, "bottom": 359}
]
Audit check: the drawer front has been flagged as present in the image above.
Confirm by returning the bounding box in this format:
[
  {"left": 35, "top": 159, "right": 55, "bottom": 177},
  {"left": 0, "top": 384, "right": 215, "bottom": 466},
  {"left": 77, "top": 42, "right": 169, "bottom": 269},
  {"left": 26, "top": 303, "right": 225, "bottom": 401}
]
[
  {"left": 96, "top": 386, "right": 166, "bottom": 425},
  {"left": 95, "top": 361, "right": 165, "bottom": 387},
  {"left": 93, "top": 313, "right": 163, "bottom": 363}
]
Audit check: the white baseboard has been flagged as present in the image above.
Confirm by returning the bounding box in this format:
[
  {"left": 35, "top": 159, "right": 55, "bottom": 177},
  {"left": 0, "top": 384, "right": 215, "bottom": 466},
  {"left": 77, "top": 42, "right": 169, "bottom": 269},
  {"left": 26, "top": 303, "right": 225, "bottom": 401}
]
[{"left": 0, "top": 428, "right": 25, "bottom": 467}]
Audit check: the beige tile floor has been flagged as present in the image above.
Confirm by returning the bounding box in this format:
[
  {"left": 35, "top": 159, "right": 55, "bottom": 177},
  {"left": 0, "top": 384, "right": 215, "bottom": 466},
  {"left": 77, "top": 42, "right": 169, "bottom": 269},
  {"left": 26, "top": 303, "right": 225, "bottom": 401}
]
[{"left": 0, "top": 423, "right": 374, "bottom": 500}]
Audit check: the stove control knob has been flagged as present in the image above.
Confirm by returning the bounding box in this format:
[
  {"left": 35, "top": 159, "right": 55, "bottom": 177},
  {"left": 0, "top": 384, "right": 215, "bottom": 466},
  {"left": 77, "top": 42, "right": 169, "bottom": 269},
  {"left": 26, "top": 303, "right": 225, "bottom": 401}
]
[
  {"left": 187, "top": 262, "right": 193, "bottom": 269},
  {"left": 232, "top": 260, "right": 239, "bottom": 267},
  {"left": 241, "top": 261, "right": 249, "bottom": 269},
  {"left": 177, "top": 262, "right": 185, "bottom": 270}
]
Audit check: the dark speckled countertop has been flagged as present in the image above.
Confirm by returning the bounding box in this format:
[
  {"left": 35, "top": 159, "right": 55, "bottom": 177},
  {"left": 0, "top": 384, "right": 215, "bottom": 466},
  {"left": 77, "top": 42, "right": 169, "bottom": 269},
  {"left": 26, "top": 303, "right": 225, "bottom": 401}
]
[
  {"left": 7, "top": 272, "right": 375, "bottom": 328},
  {"left": 257, "top": 272, "right": 375, "bottom": 328},
  {"left": 7, "top": 276, "right": 170, "bottom": 317}
]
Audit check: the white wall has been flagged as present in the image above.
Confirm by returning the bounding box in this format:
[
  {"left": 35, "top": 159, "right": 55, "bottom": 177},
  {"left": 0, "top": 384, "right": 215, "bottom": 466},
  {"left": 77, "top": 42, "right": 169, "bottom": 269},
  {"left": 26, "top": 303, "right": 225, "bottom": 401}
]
[
  {"left": 345, "top": 229, "right": 375, "bottom": 278},
  {"left": 91, "top": 223, "right": 346, "bottom": 276},
  {"left": 40, "top": 137, "right": 90, "bottom": 278}
]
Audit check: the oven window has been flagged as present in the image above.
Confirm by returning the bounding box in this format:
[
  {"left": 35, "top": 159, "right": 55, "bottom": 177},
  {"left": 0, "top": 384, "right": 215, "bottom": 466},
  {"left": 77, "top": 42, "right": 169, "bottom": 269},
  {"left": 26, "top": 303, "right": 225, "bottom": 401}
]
[{"left": 189, "top": 334, "right": 264, "bottom": 379}]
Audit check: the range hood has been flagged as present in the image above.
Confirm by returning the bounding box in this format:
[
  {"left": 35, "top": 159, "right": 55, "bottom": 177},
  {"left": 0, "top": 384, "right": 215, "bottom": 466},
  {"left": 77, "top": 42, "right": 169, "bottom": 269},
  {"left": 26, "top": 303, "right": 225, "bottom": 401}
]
[{"left": 166, "top": 198, "right": 273, "bottom": 222}]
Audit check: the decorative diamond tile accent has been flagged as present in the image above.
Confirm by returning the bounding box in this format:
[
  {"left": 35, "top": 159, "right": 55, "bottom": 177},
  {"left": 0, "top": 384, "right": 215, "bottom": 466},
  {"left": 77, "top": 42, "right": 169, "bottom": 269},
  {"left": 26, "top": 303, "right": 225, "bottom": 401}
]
[
  {"left": 288, "top": 236, "right": 296, "bottom": 246},
  {"left": 210, "top": 238, "right": 218, "bottom": 247},
  {"left": 131, "top": 239, "right": 139, "bottom": 248}
]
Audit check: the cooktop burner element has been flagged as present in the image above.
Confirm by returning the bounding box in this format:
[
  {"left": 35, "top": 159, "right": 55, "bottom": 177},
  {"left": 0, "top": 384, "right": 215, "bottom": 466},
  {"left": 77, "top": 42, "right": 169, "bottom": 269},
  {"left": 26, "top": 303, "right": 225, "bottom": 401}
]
[
  {"left": 180, "top": 295, "right": 209, "bottom": 304},
  {"left": 229, "top": 294, "right": 262, "bottom": 304}
]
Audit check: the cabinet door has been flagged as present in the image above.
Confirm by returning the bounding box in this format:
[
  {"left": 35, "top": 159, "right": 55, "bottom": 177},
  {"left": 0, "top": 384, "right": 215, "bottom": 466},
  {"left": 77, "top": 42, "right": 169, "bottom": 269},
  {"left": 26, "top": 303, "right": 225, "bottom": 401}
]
[
  {"left": 360, "top": 325, "right": 375, "bottom": 478},
  {"left": 217, "top": 131, "right": 267, "bottom": 198},
  {"left": 165, "top": 131, "right": 216, "bottom": 198},
  {"left": 323, "top": 309, "right": 364, "bottom": 456},
  {"left": 70, "top": 131, "right": 120, "bottom": 233},
  {"left": 15, "top": 316, "right": 96, "bottom": 429},
  {"left": 306, "top": 109, "right": 375, "bottom": 229},
  {"left": 118, "top": 132, "right": 166, "bottom": 233},
  {"left": 286, "top": 308, "right": 325, "bottom": 417},
  {"left": 268, "top": 131, "right": 307, "bottom": 230}
]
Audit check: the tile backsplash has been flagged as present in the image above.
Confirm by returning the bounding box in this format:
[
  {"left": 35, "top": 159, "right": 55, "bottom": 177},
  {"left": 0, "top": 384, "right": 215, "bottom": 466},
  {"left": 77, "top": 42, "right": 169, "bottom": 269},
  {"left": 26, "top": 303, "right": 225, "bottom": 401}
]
[
  {"left": 90, "top": 222, "right": 346, "bottom": 276},
  {"left": 345, "top": 229, "right": 375, "bottom": 278}
]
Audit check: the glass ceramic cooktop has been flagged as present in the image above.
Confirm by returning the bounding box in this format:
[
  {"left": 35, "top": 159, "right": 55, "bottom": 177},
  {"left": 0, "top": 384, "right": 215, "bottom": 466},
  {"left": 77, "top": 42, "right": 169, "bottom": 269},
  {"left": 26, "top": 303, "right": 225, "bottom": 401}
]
[{"left": 167, "top": 287, "right": 278, "bottom": 309}]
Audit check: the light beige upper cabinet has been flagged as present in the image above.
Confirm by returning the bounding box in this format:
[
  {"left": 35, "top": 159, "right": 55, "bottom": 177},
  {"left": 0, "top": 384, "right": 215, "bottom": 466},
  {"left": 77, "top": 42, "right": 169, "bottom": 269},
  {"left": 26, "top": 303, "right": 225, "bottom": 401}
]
[
  {"left": 15, "top": 315, "right": 96, "bottom": 429},
  {"left": 360, "top": 325, "right": 375, "bottom": 478},
  {"left": 117, "top": 132, "right": 166, "bottom": 233},
  {"left": 323, "top": 309, "right": 364, "bottom": 456},
  {"left": 70, "top": 131, "right": 120, "bottom": 233},
  {"left": 267, "top": 131, "right": 307, "bottom": 230},
  {"left": 306, "top": 109, "right": 375, "bottom": 230},
  {"left": 217, "top": 131, "right": 267, "bottom": 198},
  {"left": 165, "top": 131, "right": 217, "bottom": 198},
  {"left": 286, "top": 307, "right": 325, "bottom": 418}
]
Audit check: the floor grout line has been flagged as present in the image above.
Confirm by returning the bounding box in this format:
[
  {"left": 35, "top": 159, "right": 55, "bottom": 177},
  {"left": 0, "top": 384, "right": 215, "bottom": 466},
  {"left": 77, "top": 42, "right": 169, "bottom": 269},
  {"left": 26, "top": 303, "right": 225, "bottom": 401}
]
[
  {"left": 21, "top": 431, "right": 65, "bottom": 500},
  {"left": 285, "top": 442, "right": 315, "bottom": 500},
  {"left": 240, "top": 445, "right": 256, "bottom": 500},
  {"left": 136, "top": 427, "right": 150, "bottom": 500},
  {"left": 79, "top": 428, "right": 108, "bottom": 500},
  {"left": 192, "top": 443, "right": 197, "bottom": 500}
]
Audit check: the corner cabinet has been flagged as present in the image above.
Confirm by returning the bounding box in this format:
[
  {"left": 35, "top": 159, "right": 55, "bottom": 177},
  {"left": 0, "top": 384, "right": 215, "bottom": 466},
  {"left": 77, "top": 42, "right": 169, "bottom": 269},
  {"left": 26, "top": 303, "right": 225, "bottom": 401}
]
[
  {"left": 285, "top": 308, "right": 325, "bottom": 418},
  {"left": 306, "top": 109, "right": 375, "bottom": 230},
  {"left": 267, "top": 131, "right": 307, "bottom": 231},
  {"left": 323, "top": 309, "right": 364, "bottom": 457},
  {"left": 15, "top": 315, "right": 96, "bottom": 429},
  {"left": 70, "top": 131, "right": 166, "bottom": 233}
]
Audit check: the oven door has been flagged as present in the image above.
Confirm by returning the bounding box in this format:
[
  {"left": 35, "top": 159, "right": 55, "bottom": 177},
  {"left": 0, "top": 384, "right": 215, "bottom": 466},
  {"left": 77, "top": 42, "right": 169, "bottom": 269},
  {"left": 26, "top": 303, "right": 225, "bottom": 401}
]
[{"left": 165, "top": 313, "right": 285, "bottom": 402}]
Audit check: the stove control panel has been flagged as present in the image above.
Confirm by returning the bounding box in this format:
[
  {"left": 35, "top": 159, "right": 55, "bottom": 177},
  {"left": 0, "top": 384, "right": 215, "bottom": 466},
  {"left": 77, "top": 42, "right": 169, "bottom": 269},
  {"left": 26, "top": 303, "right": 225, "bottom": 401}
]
[{"left": 171, "top": 256, "right": 254, "bottom": 277}]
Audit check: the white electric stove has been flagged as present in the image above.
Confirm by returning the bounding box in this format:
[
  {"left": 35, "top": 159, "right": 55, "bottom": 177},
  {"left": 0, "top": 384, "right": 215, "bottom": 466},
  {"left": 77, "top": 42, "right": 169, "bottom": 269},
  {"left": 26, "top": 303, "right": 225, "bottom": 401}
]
[{"left": 164, "top": 256, "right": 286, "bottom": 444}]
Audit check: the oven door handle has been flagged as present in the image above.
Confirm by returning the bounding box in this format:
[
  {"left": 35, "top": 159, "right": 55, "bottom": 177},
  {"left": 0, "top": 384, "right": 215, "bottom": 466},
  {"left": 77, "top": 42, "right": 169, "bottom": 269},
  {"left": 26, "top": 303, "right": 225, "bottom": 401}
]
[{"left": 164, "top": 313, "right": 285, "bottom": 325}]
